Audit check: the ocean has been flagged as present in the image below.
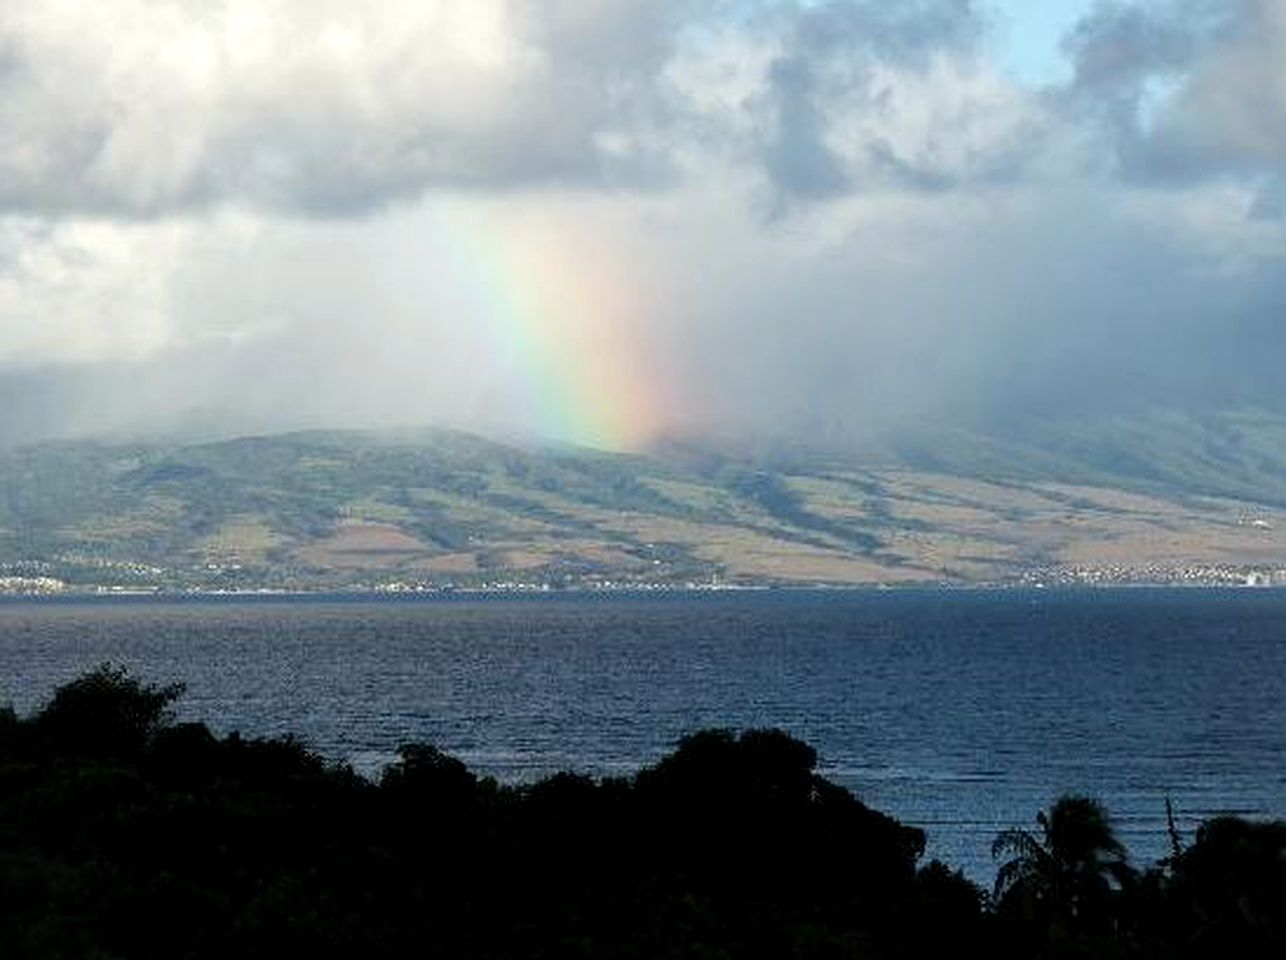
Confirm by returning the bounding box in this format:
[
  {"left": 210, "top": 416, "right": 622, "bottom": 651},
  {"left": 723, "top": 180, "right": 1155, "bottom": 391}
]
[{"left": 1, "top": 587, "right": 1283, "bottom": 882}]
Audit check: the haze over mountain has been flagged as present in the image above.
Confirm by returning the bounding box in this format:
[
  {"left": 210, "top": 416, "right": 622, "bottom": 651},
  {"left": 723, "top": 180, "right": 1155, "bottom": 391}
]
[{"left": 0, "top": 1, "right": 1284, "bottom": 455}]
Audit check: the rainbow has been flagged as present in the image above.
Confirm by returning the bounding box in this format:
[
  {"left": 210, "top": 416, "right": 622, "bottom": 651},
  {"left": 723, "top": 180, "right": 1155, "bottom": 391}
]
[{"left": 437, "top": 202, "right": 668, "bottom": 452}]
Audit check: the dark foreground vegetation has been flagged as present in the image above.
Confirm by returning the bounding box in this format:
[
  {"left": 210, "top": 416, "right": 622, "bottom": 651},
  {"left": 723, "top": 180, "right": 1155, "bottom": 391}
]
[{"left": 1, "top": 667, "right": 1283, "bottom": 958}]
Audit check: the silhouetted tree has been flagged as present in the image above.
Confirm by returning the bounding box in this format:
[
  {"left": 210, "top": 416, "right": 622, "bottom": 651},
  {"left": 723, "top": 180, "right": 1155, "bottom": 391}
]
[
  {"left": 0, "top": 668, "right": 1005, "bottom": 959},
  {"left": 993, "top": 794, "right": 1132, "bottom": 938},
  {"left": 32, "top": 663, "right": 183, "bottom": 759},
  {"left": 1170, "top": 815, "right": 1286, "bottom": 957},
  {"left": 381, "top": 742, "right": 477, "bottom": 803}
]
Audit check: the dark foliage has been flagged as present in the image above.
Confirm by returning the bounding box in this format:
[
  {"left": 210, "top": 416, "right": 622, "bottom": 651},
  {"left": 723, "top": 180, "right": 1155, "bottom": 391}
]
[
  {"left": 1162, "top": 816, "right": 1286, "bottom": 958},
  {"left": 993, "top": 794, "right": 1132, "bottom": 934},
  {"left": 29, "top": 664, "right": 184, "bottom": 759},
  {"left": 0, "top": 668, "right": 989, "bottom": 960},
  {"left": 0, "top": 667, "right": 1282, "bottom": 959},
  {"left": 990, "top": 795, "right": 1286, "bottom": 960}
]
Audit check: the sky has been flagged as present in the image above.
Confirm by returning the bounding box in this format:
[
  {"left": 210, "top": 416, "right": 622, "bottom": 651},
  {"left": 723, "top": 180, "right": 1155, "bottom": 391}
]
[{"left": 1, "top": 0, "right": 1284, "bottom": 450}]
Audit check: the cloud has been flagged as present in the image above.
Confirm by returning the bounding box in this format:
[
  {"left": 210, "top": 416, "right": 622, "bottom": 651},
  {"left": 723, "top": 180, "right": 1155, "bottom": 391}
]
[
  {"left": 761, "top": 56, "right": 849, "bottom": 199},
  {"left": 1, "top": 0, "right": 1283, "bottom": 217},
  {"left": 1156, "top": 0, "right": 1286, "bottom": 176},
  {"left": 0, "top": 0, "right": 685, "bottom": 217},
  {"left": 0, "top": 218, "right": 186, "bottom": 364},
  {"left": 1051, "top": 0, "right": 1286, "bottom": 185},
  {"left": 0, "top": 0, "right": 1283, "bottom": 451},
  {"left": 662, "top": 179, "right": 1286, "bottom": 434},
  {"left": 9, "top": 173, "right": 1275, "bottom": 446},
  {"left": 663, "top": 1, "right": 1040, "bottom": 202},
  {"left": 0, "top": 0, "right": 1038, "bottom": 216},
  {"left": 1057, "top": 1, "right": 1200, "bottom": 177}
]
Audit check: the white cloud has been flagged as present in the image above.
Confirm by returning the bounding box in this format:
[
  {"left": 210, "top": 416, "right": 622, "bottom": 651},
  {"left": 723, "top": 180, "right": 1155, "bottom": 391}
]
[
  {"left": 0, "top": 218, "right": 186, "bottom": 364},
  {"left": 0, "top": 0, "right": 682, "bottom": 215},
  {"left": 821, "top": 52, "right": 1045, "bottom": 187},
  {"left": 0, "top": 1, "right": 1284, "bottom": 447}
]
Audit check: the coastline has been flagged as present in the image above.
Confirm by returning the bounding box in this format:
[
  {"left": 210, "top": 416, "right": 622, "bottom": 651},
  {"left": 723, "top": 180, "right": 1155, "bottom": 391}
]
[{"left": 2, "top": 577, "right": 1284, "bottom": 602}]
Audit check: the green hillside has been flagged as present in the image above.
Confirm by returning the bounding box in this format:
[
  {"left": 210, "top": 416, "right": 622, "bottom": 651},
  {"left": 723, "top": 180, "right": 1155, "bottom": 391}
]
[{"left": 0, "top": 413, "right": 1284, "bottom": 592}]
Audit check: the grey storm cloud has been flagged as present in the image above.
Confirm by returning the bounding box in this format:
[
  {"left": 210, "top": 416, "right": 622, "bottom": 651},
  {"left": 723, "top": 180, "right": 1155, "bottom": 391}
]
[
  {"left": 789, "top": 0, "right": 981, "bottom": 64},
  {"left": 751, "top": 0, "right": 985, "bottom": 199},
  {"left": 1160, "top": 0, "right": 1286, "bottom": 175},
  {"left": 753, "top": 0, "right": 1286, "bottom": 198},
  {"left": 734, "top": 1, "right": 1050, "bottom": 200},
  {"left": 1052, "top": 0, "right": 1286, "bottom": 184},
  {"left": 761, "top": 57, "right": 850, "bottom": 199},
  {"left": 1059, "top": 0, "right": 1202, "bottom": 178},
  {"left": 0, "top": 0, "right": 1283, "bottom": 450}
]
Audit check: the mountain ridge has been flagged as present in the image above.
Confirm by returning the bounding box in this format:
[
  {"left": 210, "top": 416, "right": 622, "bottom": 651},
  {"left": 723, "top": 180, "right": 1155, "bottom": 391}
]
[{"left": 1, "top": 412, "right": 1284, "bottom": 592}]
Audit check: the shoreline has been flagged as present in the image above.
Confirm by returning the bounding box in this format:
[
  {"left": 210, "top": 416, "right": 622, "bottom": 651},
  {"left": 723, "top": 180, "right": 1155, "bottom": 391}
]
[{"left": 2, "top": 579, "right": 1285, "bottom": 602}]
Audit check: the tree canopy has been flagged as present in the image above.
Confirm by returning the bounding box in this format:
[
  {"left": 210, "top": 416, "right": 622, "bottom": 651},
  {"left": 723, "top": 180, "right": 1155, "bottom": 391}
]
[{"left": 0, "top": 666, "right": 1281, "bottom": 959}]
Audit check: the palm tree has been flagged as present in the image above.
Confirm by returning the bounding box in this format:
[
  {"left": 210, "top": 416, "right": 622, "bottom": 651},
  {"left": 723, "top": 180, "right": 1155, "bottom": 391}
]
[{"left": 992, "top": 794, "right": 1132, "bottom": 933}]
